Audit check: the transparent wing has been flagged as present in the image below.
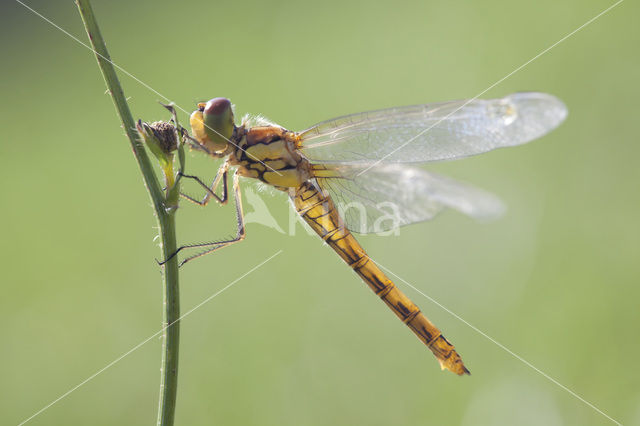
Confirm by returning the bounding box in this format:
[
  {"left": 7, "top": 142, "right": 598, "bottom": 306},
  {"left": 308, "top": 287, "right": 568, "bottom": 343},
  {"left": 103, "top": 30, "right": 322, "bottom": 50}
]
[
  {"left": 299, "top": 92, "right": 567, "bottom": 164},
  {"left": 314, "top": 164, "right": 505, "bottom": 234}
]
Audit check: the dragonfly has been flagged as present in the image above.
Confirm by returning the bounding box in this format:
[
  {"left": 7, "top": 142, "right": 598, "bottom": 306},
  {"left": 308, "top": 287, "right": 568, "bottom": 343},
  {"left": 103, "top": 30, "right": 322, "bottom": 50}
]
[{"left": 173, "top": 92, "right": 567, "bottom": 375}]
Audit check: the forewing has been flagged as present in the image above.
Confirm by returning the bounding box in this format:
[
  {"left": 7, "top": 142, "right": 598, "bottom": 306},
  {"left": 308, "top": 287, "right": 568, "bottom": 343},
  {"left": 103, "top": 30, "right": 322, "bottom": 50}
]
[
  {"left": 315, "top": 164, "right": 505, "bottom": 234},
  {"left": 299, "top": 92, "right": 567, "bottom": 164}
]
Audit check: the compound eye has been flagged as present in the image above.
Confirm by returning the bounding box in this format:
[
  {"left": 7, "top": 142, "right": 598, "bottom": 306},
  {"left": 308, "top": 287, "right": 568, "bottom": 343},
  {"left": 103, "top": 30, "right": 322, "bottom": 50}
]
[
  {"left": 204, "top": 98, "right": 231, "bottom": 116},
  {"left": 202, "top": 97, "right": 235, "bottom": 150}
]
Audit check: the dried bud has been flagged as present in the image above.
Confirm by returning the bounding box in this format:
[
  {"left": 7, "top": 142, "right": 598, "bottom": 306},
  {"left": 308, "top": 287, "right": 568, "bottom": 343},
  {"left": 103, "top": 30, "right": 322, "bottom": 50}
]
[
  {"left": 148, "top": 121, "right": 178, "bottom": 153},
  {"left": 137, "top": 120, "right": 177, "bottom": 166}
]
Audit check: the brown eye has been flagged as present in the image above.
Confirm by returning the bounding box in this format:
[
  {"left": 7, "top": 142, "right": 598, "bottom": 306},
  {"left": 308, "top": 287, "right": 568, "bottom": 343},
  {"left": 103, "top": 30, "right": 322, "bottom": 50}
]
[
  {"left": 200, "top": 97, "right": 235, "bottom": 151},
  {"left": 204, "top": 98, "right": 231, "bottom": 116}
]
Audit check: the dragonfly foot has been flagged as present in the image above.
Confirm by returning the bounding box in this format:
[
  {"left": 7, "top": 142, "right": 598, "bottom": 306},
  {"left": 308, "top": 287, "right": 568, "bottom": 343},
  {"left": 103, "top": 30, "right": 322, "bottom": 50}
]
[{"left": 157, "top": 249, "right": 180, "bottom": 266}]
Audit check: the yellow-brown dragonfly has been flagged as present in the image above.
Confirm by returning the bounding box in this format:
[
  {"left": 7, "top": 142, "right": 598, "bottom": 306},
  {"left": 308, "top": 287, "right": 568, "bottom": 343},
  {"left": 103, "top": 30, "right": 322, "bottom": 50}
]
[{"left": 175, "top": 93, "right": 567, "bottom": 375}]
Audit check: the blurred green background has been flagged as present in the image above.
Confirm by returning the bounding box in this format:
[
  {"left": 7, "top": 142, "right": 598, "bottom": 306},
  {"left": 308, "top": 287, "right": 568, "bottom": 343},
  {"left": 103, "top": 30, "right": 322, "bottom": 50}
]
[{"left": 1, "top": 0, "right": 638, "bottom": 425}]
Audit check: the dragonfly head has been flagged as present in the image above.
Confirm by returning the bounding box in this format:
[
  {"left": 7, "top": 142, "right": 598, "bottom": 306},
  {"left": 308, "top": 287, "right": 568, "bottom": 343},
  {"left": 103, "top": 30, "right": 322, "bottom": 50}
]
[{"left": 189, "top": 97, "right": 235, "bottom": 155}]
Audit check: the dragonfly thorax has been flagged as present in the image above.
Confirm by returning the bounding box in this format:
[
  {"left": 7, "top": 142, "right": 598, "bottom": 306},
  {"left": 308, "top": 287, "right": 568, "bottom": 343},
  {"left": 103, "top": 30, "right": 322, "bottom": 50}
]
[{"left": 232, "top": 125, "right": 311, "bottom": 190}]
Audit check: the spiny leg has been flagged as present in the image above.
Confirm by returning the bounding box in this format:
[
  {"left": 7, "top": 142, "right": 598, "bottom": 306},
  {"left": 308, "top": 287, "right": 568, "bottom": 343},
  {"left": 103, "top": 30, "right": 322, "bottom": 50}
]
[
  {"left": 179, "top": 159, "right": 230, "bottom": 206},
  {"left": 160, "top": 170, "right": 246, "bottom": 266},
  {"left": 178, "top": 171, "right": 246, "bottom": 266}
]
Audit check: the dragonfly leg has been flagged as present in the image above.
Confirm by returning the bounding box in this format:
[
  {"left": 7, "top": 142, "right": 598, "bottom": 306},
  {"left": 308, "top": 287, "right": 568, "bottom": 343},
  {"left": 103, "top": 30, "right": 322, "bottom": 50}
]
[
  {"left": 182, "top": 132, "right": 215, "bottom": 156},
  {"left": 179, "top": 159, "right": 230, "bottom": 206},
  {"left": 159, "top": 170, "right": 246, "bottom": 267}
]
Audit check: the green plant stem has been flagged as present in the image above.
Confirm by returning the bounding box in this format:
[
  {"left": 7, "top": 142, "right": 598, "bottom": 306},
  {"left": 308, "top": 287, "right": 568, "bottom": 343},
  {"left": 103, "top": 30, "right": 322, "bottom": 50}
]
[
  {"left": 156, "top": 212, "right": 180, "bottom": 426},
  {"left": 76, "top": 1, "right": 180, "bottom": 425}
]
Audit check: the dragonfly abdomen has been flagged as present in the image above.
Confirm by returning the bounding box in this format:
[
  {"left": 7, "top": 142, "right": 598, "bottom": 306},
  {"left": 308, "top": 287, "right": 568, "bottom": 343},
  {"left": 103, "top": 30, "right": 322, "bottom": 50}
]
[{"left": 291, "top": 182, "right": 469, "bottom": 375}]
